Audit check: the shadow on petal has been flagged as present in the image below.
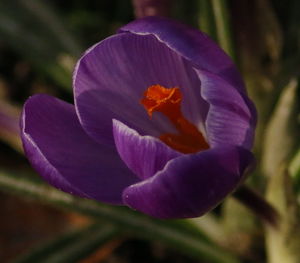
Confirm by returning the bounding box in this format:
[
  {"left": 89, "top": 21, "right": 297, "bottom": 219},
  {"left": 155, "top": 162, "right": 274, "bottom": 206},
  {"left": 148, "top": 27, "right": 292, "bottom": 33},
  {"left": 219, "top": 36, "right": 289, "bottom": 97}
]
[
  {"left": 123, "top": 146, "right": 254, "bottom": 218},
  {"left": 21, "top": 94, "right": 138, "bottom": 204},
  {"left": 113, "top": 119, "right": 181, "bottom": 180}
]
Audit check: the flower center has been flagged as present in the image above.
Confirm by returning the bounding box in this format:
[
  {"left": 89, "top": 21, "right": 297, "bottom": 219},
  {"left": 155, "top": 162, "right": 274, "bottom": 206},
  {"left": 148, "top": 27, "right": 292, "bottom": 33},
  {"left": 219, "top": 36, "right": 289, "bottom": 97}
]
[{"left": 141, "top": 84, "right": 209, "bottom": 153}]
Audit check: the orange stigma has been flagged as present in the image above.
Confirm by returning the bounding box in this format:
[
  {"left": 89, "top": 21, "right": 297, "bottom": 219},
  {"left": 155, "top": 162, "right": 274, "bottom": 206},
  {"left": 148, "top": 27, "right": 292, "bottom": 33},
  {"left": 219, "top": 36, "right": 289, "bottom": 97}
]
[{"left": 141, "top": 84, "right": 209, "bottom": 154}]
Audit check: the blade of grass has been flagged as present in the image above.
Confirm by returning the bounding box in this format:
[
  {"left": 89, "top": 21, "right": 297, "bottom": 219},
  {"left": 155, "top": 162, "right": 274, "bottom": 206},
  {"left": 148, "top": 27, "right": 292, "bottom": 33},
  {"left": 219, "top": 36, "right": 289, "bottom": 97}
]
[
  {"left": 211, "top": 0, "right": 235, "bottom": 59},
  {"left": 197, "top": 0, "right": 217, "bottom": 39},
  {"left": 14, "top": 224, "right": 119, "bottom": 263},
  {"left": 0, "top": 170, "right": 240, "bottom": 263},
  {"left": 19, "top": 0, "right": 82, "bottom": 57},
  {"left": 0, "top": 0, "right": 82, "bottom": 91},
  {"left": 0, "top": 101, "right": 22, "bottom": 152}
]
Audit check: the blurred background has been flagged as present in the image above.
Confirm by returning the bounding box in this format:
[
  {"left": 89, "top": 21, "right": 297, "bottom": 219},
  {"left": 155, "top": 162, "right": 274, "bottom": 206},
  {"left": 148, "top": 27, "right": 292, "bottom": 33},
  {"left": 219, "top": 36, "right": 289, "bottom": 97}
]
[{"left": 0, "top": 0, "right": 299, "bottom": 262}]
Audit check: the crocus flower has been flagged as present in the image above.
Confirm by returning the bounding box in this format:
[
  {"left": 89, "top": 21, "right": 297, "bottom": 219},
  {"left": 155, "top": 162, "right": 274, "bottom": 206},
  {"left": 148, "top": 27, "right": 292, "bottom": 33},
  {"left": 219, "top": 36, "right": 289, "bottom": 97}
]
[{"left": 21, "top": 17, "right": 256, "bottom": 218}]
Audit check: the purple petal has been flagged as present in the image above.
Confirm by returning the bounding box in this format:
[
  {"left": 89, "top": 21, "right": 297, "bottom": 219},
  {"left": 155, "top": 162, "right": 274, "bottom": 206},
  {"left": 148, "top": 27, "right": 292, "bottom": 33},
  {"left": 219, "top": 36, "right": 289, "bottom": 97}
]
[
  {"left": 123, "top": 146, "right": 254, "bottom": 218},
  {"left": 113, "top": 119, "right": 181, "bottom": 180},
  {"left": 198, "top": 70, "right": 256, "bottom": 149},
  {"left": 21, "top": 94, "right": 138, "bottom": 204},
  {"left": 119, "top": 16, "right": 245, "bottom": 91},
  {"left": 74, "top": 32, "right": 208, "bottom": 146}
]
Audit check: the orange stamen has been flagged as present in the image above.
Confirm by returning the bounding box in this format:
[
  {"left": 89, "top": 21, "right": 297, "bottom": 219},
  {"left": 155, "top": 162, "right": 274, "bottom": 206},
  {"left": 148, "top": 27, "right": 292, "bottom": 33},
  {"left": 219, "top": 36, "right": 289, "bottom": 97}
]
[{"left": 141, "top": 84, "right": 209, "bottom": 154}]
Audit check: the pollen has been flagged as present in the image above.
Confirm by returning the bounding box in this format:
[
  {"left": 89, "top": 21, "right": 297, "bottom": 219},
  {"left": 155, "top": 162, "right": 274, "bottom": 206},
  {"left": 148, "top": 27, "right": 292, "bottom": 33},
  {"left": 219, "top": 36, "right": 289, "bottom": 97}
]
[{"left": 141, "top": 84, "right": 209, "bottom": 154}]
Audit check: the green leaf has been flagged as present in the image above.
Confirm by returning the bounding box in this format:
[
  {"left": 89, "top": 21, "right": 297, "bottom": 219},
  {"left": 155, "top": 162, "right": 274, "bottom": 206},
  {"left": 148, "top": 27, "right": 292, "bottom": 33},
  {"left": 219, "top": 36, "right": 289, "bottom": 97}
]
[
  {"left": 262, "top": 80, "right": 300, "bottom": 263},
  {"left": 265, "top": 167, "right": 300, "bottom": 263},
  {"left": 197, "top": 0, "right": 217, "bottom": 39},
  {"left": 0, "top": 0, "right": 82, "bottom": 90},
  {"left": 280, "top": 0, "right": 300, "bottom": 70},
  {"left": 18, "top": 0, "right": 82, "bottom": 57},
  {"left": 290, "top": 149, "right": 300, "bottom": 177},
  {"left": 289, "top": 149, "right": 300, "bottom": 195},
  {"left": 197, "top": 0, "right": 235, "bottom": 59},
  {"left": 211, "top": 0, "right": 235, "bottom": 59},
  {"left": 189, "top": 213, "right": 228, "bottom": 248},
  {"left": 262, "top": 79, "right": 300, "bottom": 177},
  {"left": 14, "top": 224, "right": 119, "bottom": 263},
  {"left": 0, "top": 101, "right": 22, "bottom": 152},
  {"left": 0, "top": 170, "right": 240, "bottom": 263}
]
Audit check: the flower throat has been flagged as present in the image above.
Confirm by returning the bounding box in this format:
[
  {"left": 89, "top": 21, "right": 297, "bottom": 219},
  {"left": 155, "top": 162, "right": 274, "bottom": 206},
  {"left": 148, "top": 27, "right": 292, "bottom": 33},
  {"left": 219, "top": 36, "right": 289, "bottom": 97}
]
[{"left": 141, "top": 84, "right": 209, "bottom": 154}]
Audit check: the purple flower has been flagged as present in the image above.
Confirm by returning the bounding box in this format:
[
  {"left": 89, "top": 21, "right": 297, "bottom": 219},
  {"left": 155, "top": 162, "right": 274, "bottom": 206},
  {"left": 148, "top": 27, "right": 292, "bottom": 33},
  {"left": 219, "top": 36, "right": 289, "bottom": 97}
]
[{"left": 20, "top": 17, "right": 256, "bottom": 218}]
